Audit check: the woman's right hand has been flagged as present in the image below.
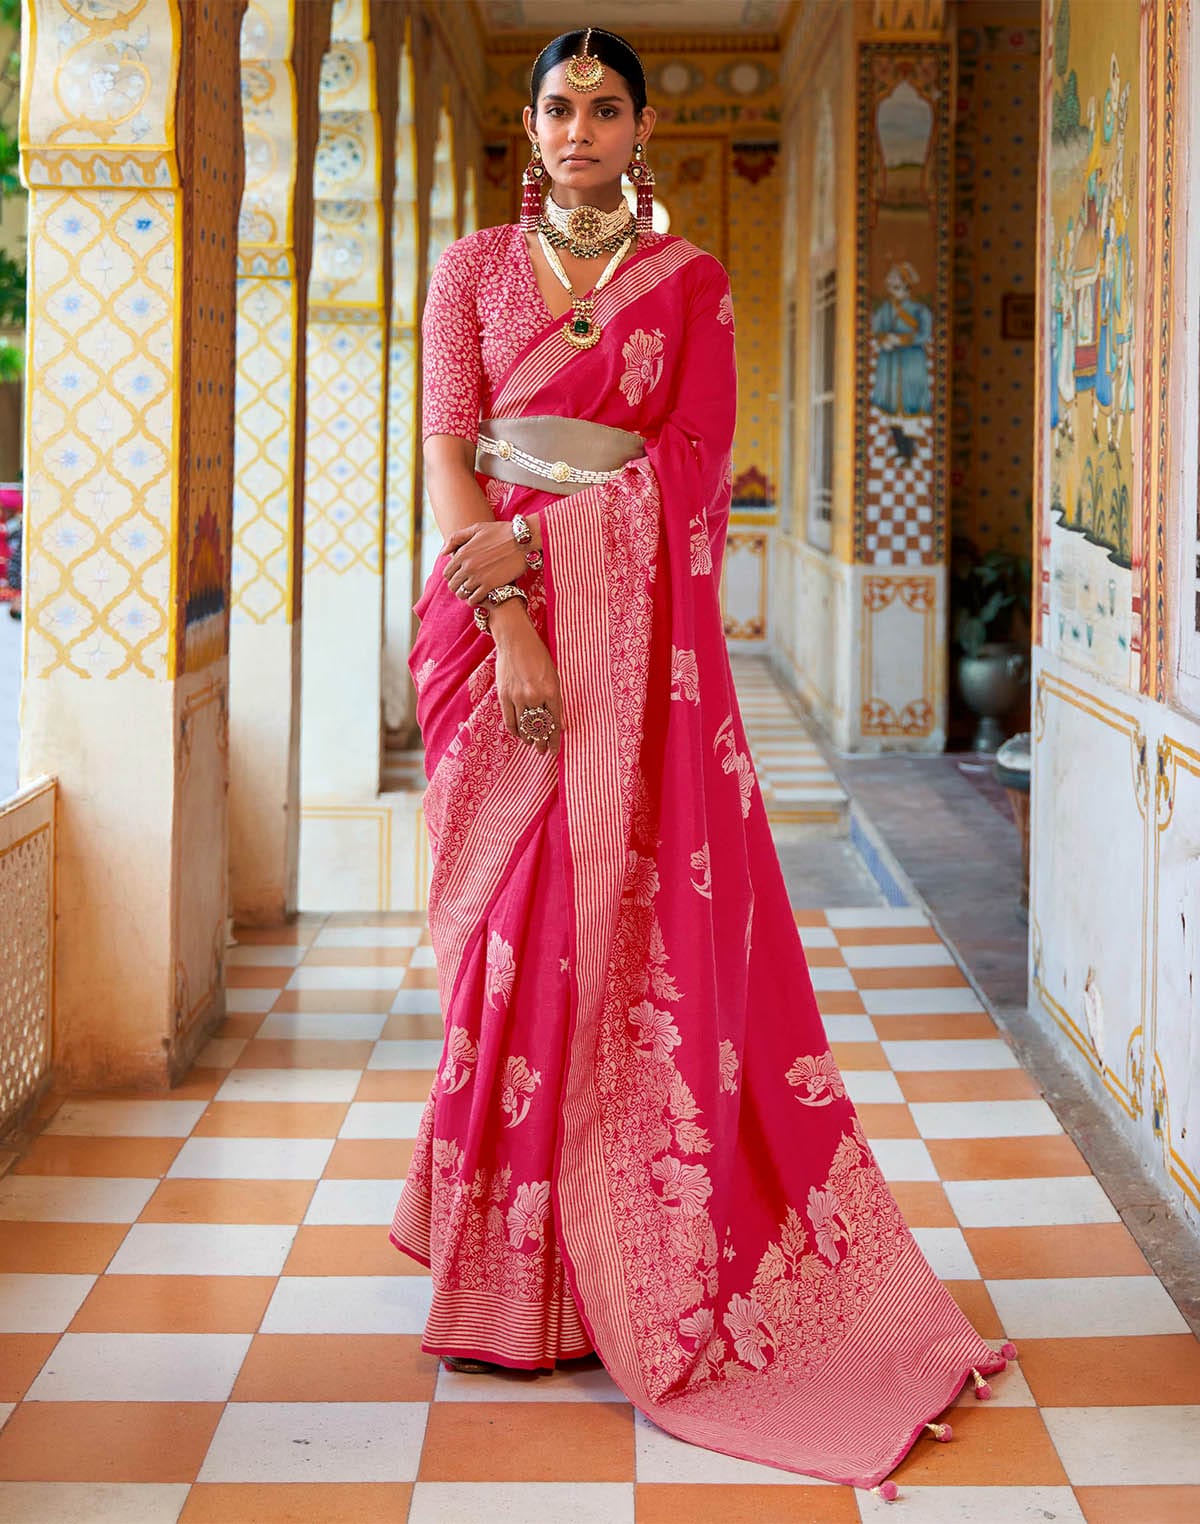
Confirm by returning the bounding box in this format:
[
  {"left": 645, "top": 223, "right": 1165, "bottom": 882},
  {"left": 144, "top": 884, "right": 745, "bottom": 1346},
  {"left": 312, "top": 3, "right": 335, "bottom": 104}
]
[{"left": 491, "top": 605, "right": 564, "bottom": 756}]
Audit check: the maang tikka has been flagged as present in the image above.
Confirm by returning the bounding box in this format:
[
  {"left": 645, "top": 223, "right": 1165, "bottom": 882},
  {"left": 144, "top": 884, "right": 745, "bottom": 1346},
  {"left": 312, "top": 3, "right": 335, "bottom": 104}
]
[
  {"left": 627, "top": 141, "right": 655, "bottom": 238},
  {"left": 520, "top": 140, "right": 547, "bottom": 231}
]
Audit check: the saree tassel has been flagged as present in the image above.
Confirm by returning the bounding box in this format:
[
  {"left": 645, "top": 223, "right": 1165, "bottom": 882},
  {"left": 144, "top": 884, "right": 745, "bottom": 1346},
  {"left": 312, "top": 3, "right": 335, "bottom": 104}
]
[
  {"left": 1000, "top": 1340, "right": 1019, "bottom": 1360},
  {"left": 970, "top": 1367, "right": 993, "bottom": 1401},
  {"left": 871, "top": 1482, "right": 900, "bottom": 1502},
  {"left": 925, "top": 1422, "right": 953, "bottom": 1442},
  {"left": 520, "top": 142, "right": 547, "bottom": 231}
]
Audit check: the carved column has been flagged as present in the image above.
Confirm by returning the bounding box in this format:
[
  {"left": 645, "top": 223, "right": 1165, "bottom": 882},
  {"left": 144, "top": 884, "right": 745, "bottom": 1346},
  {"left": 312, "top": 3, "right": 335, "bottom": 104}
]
[
  {"left": 229, "top": 0, "right": 330, "bottom": 923},
  {"left": 19, "top": 0, "right": 245, "bottom": 1085}
]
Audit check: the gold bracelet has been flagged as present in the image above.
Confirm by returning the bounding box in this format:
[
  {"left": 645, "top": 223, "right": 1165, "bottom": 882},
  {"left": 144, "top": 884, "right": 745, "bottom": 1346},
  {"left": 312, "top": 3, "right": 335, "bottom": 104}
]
[{"left": 473, "top": 583, "right": 528, "bottom": 633}]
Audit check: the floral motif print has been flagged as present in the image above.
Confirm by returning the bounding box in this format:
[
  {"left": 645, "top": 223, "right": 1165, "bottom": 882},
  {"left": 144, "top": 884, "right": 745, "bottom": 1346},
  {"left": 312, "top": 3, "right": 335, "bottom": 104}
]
[
  {"left": 718, "top": 1039, "right": 739, "bottom": 1094},
  {"left": 678, "top": 1305, "right": 714, "bottom": 1347},
  {"left": 506, "top": 1179, "right": 551, "bottom": 1249},
  {"left": 628, "top": 999, "right": 682, "bottom": 1063},
  {"left": 714, "top": 715, "right": 755, "bottom": 819},
  {"left": 724, "top": 1292, "right": 774, "bottom": 1370},
  {"left": 619, "top": 326, "right": 666, "bottom": 406},
  {"left": 670, "top": 647, "right": 700, "bottom": 704},
  {"left": 668, "top": 1071, "right": 712, "bottom": 1154},
  {"left": 625, "top": 851, "right": 660, "bottom": 907},
  {"left": 413, "top": 657, "right": 437, "bottom": 692},
  {"left": 807, "top": 1185, "right": 850, "bottom": 1265},
  {"left": 485, "top": 931, "right": 516, "bottom": 1007},
  {"left": 501, "top": 1055, "right": 542, "bottom": 1128},
  {"left": 651, "top": 1154, "right": 714, "bottom": 1217},
  {"left": 785, "top": 1051, "right": 847, "bottom": 1107},
  {"left": 440, "top": 1027, "right": 478, "bottom": 1095},
  {"left": 690, "top": 842, "right": 712, "bottom": 898},
  {"left": 689, "top": 511, "right": 713, "bottom": 576},
  {"left": 647, "top": 920, "right": 682, "bottom": 1004},
  {"left": 716, "top": 290, "right": 735, "bottom": 329}
]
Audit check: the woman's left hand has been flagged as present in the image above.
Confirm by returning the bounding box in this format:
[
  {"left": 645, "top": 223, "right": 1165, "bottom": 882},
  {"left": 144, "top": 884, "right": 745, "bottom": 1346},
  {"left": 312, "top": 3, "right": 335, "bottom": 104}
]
[{"left": 442, "top": 522, "right": 528, "bottom": 606}]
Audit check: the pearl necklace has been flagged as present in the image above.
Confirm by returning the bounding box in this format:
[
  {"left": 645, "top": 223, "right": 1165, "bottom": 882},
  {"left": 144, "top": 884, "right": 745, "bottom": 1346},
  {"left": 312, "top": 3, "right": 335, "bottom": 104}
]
[
  {"left": 542, "top": 196, "right": 634, "bottom": 256},
  {"left": 537, "top": 229, "right": 633, "bottom": 350}
]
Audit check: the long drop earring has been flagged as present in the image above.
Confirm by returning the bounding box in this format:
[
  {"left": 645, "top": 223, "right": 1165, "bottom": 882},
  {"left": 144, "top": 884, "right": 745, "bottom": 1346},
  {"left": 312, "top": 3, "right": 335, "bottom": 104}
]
[
  {"left": 521, "top": 140, "right": 546, "bottom": 231},
  {"left": 626, "top": 142, "right": 655, "bottom": 237}
]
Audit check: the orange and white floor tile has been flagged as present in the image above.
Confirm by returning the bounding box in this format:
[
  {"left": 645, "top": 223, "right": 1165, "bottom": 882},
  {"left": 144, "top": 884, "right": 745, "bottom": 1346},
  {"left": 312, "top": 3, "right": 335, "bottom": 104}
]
[{"left": 2, "top": 902, "right": 1198, "bottom": 1522}]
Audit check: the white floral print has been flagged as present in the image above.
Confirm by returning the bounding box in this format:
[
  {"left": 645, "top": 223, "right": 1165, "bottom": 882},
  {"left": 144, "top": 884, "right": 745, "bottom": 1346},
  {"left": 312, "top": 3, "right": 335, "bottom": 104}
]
[
  {"left": 718, "top": 1039, "right": 739, "bottom": 1094},
  {"left": 651, "top": 1155, "right": 714, "bottom": 1217},
  {"left": 439, "top": 1027, "right": 477, "bottom": 1095},
  {"left": 807, "top": 1185, "right": 850, "bottom": 1265},
  {"left": 413, "top": 658, "right": 436, "bottom": 692},
  {"left": 690, "top": 842, "right": 712, "bottom": 899},
  {"left": 628, "top": 999, "right": 682, "bottom": 1063},
  {"left": 506, "top": 1179, "right": 551, "bottom": 1250},
  {"left": 724, "top": 1292, "right": 774, "bottom": 1370},
  {"left": 485, "top": 931, "right": 516, "bottom": 1007},
  {"left": 717, "top": 291, "right": 735, "bottom": 329},
  {"left": 619, "top": 327, "right": 666, "bottom": 406},
  {"left": 714, "top": 715, "right": 755, "bottom": 818},
  {"left": 785, "top": 1051, "right": 847, "bottom": 1107},
  {"left": 689, "top": 511, "right": 712, "bottom": 576},
  {"left": 670, "top": 647, "right": 700, "bottom": 704},
  {"left": 501, "top": 1055, "right": 542, "bottom": 1128},
  {"left": 624, "top": 850, "right": 660, "bottom": 907}
]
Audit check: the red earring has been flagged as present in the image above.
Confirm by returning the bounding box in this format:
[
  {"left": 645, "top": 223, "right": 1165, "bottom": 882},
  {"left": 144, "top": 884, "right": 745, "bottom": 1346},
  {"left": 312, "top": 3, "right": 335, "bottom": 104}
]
[
  {"left": 626, "top": 142, "right": 655, "bottom": 237},
  {"left": 521, "top": 141, "right": 546, "bottom": 231}
]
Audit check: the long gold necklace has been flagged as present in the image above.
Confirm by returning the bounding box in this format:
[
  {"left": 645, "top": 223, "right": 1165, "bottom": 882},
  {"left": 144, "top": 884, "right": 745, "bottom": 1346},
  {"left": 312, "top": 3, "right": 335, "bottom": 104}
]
[{"left": 537, "top": 229, "right": 633, "bottom": 350}]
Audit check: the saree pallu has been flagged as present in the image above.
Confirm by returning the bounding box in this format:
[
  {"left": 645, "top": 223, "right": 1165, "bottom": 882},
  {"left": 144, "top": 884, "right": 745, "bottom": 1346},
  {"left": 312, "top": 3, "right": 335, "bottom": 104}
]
[{"left": 391, "top": 236, "right": 1007, "bottom": 1488}]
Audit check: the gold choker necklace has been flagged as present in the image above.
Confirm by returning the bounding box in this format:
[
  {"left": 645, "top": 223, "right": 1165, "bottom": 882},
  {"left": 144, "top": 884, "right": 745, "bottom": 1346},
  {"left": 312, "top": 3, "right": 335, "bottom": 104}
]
[{"left": 542, "top": 197, "right": 634, "bottom": 257}]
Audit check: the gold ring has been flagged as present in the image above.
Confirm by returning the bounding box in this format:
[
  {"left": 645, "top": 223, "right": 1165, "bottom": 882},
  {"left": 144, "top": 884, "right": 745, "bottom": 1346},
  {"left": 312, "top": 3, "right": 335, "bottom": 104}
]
[{"left": 517, "top": 705, "right": 556, "bottom": 744}]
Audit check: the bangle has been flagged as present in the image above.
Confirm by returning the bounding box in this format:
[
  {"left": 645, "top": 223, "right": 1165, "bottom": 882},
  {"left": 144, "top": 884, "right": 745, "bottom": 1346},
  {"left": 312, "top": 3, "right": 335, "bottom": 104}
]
[
  {"left": 511, "top": 513, "right": 532, "bottom": 546},
  {"left": 473, "top": 582, "right": 528, "bottom": 633}
]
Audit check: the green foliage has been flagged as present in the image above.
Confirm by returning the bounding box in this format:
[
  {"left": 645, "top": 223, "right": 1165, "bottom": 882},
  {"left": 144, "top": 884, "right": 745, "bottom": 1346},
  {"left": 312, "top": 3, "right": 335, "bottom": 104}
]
[
  {"left": 1054, "top": 0, "right": 1070, "bottom": 77},
  {"left": 1052, "top": 71, "right": 1085, "bottom": 145},
  {"left": 0, "top": 1, "right": 19, "bottom": 28},
  {"left": 0, "top": 336, "right": 20, "bottom": 379},
  {"left": 951, "top": 537, "right": 1033, "bottom": 659}
]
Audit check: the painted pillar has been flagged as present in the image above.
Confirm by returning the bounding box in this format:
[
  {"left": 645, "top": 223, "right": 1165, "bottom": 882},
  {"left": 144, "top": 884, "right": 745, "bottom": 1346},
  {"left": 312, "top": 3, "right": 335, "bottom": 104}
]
[
  {"left": 19, "top": 0, "right": 244, "bottom": 1086},
  {"left": 229, "top": 0, "right": 330, "bottom": 924},
  {"left": 299, "top": 0, "right": 392, "bottom": 801},
  {"left": 382, "top": 32, "right": 419, "bottom": 739},
  {"left": 845, "top": 0, "right": 952, "bottom": 751}
]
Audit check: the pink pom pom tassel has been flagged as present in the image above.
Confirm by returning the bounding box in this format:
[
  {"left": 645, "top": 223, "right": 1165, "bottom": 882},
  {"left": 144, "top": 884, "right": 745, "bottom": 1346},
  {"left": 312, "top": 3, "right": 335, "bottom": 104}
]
[
  {"left": 971, "top": 1367, "right": 993, "bottom": 1401},
  {"left": 925, "top": 1421, "right": 953, "bottom": 1442},
  {"left": 1000, "top": 1341, "right": 1018, "bottom": 1360},
  {"left": 872, "top": 1481, "right": 900, "bottom": 1502}
]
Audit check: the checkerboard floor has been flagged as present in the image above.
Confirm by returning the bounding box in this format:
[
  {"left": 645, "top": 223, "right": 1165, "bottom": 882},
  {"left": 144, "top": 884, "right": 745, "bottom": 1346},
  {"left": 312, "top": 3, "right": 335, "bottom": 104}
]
[
  {"left": 732, "top": 658, "right": 848, "bottom": 823},
  {"left": 3, "top": 898, "right": 1197, "bottom": 1523}
]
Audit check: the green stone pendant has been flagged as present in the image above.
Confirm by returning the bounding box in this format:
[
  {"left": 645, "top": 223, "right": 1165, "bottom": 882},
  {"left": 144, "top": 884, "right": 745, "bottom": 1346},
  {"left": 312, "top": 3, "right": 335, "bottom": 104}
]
[{"left": 564, "top": 303, "right": 602, "bottom": 350}]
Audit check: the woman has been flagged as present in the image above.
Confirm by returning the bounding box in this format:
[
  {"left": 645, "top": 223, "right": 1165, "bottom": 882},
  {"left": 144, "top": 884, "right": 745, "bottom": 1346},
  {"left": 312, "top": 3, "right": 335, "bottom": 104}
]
[{"left": 390, "top": 26, "right": 1009, "bottom": 1495}]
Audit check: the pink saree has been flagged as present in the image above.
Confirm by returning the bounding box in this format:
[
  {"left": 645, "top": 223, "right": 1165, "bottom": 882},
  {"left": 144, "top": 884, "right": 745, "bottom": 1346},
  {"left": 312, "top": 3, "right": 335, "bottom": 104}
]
[{"left": 391, "top": 229, "right": 1007, "bottom": 1489}]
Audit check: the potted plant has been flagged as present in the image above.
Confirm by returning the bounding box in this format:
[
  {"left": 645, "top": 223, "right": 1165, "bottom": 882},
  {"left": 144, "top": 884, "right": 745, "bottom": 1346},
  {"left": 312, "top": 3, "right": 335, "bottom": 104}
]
[{"left": 950, "top": 536, "right": 1032, "bottom": 752}]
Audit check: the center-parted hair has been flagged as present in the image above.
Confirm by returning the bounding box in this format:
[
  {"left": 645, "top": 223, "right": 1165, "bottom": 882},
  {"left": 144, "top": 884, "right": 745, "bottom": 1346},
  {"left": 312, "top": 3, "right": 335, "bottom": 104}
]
[{"left": 529, "top": 29, "right": 648, "bottom": 115}]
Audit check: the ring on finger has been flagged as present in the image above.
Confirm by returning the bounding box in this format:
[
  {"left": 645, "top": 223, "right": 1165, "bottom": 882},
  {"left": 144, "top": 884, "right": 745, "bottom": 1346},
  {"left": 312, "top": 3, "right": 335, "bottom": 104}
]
[{"left": 516, "top": 704, "right": 556, "bottom": 745}]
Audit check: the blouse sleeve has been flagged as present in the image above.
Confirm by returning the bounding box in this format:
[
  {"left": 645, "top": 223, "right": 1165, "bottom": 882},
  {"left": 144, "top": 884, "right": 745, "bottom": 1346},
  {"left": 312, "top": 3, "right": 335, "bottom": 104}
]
[{"left": 420, "top": 237, "right": 483, "bottom": 443}]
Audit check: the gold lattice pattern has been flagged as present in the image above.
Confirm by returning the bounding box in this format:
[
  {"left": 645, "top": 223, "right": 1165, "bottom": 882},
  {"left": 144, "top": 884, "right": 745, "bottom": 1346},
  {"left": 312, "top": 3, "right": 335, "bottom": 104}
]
[
  {"left": 304, "top": 320, "right": 385, "bottom": 574},
  {"left": 25, "top": 188, "right": 177, "bottom": 680},
  {"left": 233, "top": 276, "right": 297, "bottom": 623},
  {"left": 0, "top": 826, "right": 52, "bottom": 1133}
]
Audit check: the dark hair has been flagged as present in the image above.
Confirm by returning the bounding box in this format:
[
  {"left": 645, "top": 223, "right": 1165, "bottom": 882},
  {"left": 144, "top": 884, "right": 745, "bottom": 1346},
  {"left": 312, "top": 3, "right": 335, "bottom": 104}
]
[{"left": 529, "top": 29, "right": 647, "bottom": 114}]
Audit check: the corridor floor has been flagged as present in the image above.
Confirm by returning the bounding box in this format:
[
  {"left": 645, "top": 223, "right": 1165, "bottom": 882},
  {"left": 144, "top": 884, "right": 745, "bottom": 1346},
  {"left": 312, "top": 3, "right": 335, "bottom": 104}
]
[{"left": 2, "top": 903, "right": 1199, "bottom": 1522}]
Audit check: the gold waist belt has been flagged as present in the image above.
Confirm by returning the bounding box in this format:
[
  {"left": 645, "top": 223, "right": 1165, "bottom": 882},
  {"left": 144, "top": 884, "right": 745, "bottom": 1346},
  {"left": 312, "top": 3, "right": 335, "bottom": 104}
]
[{"left": 475, "top": 415, "right": 645, "bottom": 497}]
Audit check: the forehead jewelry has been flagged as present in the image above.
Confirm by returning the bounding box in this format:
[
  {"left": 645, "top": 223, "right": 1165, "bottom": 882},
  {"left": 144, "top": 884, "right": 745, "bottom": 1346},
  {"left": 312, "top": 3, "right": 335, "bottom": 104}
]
[{"left": 565, "top": 27, "right": 605, "bottom": 92}]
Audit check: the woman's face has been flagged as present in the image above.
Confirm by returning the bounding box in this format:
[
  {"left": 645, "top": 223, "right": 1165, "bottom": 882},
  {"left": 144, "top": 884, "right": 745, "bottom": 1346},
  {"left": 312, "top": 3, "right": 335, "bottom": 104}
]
[{"left": 523, "top": 60, "right": 654, "bottom": 197}]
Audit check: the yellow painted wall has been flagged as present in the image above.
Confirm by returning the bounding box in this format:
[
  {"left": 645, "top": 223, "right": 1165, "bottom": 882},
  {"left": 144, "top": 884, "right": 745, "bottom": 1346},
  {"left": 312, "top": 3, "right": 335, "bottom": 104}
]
[{"left": 480, "top": 32, "right": 783, "bottom": 521}]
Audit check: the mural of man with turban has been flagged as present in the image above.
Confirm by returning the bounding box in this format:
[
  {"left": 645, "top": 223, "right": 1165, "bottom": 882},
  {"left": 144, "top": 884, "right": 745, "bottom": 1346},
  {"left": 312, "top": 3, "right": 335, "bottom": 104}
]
[{"left": 870, "top": 261, "right": 933, "bottom": 420}]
